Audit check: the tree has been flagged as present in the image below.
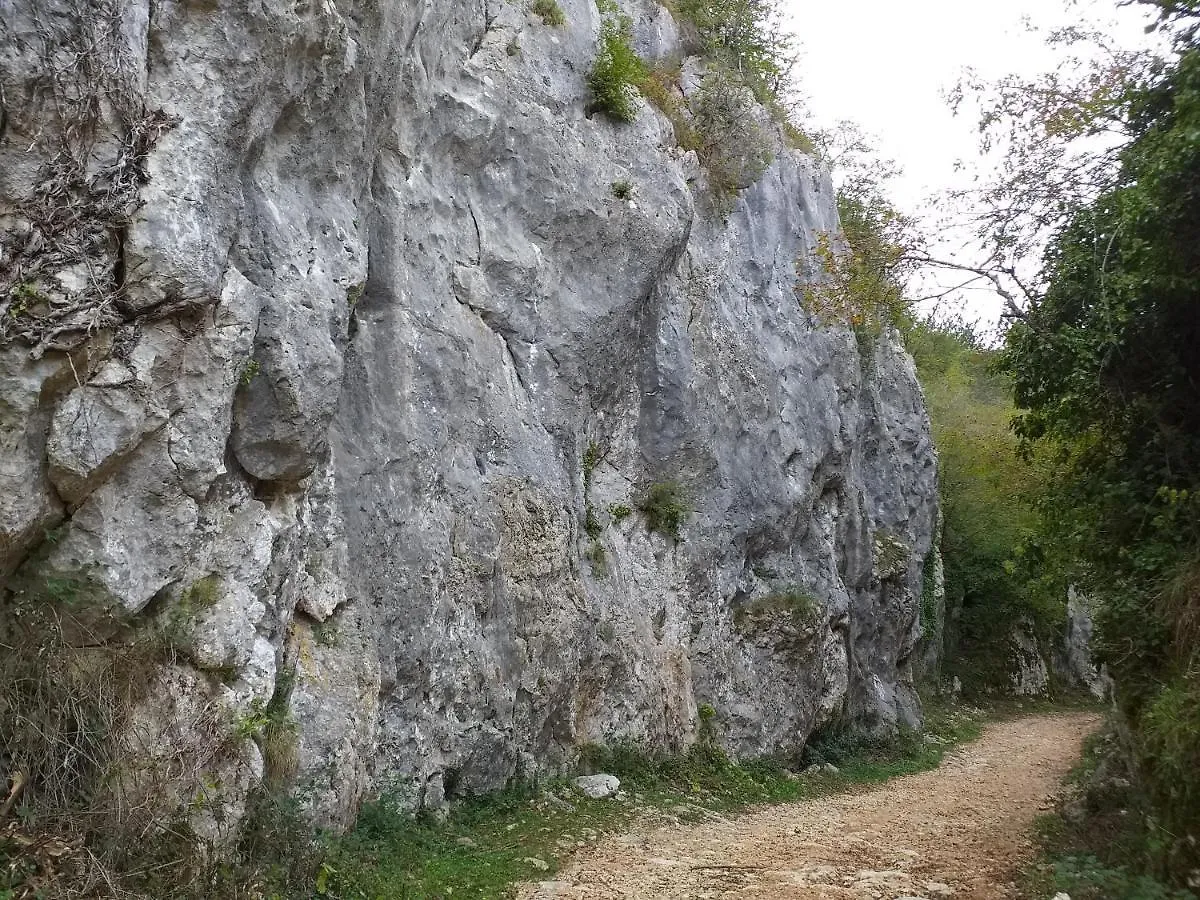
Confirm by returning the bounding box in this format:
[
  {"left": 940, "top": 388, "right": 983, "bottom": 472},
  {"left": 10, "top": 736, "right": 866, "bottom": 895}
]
[{"left": 1000, "top": 25, "right": 1200, "bottom": 878}]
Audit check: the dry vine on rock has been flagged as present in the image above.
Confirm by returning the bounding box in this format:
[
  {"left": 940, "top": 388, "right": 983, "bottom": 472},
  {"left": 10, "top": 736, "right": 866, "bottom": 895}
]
[{"left": 0, "top": 0, "right": 176, "bottom": 359}]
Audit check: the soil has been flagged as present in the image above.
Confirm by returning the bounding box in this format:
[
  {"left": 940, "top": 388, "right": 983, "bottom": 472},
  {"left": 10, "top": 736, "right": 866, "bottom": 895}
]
[{"left": 518, "top": 712, "right": 1100, "bottom": 900}]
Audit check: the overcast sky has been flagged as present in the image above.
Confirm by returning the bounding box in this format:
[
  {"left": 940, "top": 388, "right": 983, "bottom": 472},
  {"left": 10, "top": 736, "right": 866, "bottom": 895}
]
[{"left": 786, "top": 0, "right": 1161, "bottom": 327}]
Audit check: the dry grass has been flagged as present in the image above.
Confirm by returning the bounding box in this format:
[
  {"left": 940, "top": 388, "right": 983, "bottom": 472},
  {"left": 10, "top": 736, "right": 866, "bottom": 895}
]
[{"left": 0, "top": 0, "right": 179, "bottom": 358}]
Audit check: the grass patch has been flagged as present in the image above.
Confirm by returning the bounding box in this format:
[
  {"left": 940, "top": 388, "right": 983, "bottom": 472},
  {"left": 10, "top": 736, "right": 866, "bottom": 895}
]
[
  {"left": 316, "top": 701, "right": 987, "bottom": 898},
  {"left": 734, "top": 587, "right": 819, "bottom": 631},
  {"left": 1018, "top": 722, "right": 1197, "bottom": 900},
  {"left": 637, "top": 480, "right": 691, "bottom": 540},
  {"left": 531, "top": 0, "right": 565, "bottom": 26},
  {"left": 0, "top": 697, "right": 993, "bottom": 898},
  {"left": 802, "top": 703, "right": 984, "bottom": 784}
]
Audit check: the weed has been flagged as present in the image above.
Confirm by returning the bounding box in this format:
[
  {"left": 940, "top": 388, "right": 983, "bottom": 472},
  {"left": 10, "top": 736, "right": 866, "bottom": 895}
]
[
  {"left": 611, "top": 179, "right": 634, "bottom": 199},
  {"left": 584, "top": 505, "right": 603, "bottom": 540},
  {"left": 239, "top": 359, "right": 261, "bottom": 388},
  {"left": 637, "top": 61, "right": 702, "bottom": 150},
  {"left": 609, "top": 503, "right": 632, "bottom": 523},
  {"left": 181, "top": 575, "right": 222, "bottom": 614},
  {"left": 582, "top": 440, "right": 604, "bottom": 489},
  {"left": 532, "top": 0, "right": 565, "bottom": 25},
  {"left": 1019, "top": 722, "right": 1197, "bottom": 899},
  {"left": 346, "top": 281, "right": 366, "bottom": 306},
  {"left": 689, "top": 67, "right": 774, "bottom": 208},
  {"left": 587, "top": 0, "right": 645, "bottom": 123},
  {"left": 637, "top": 480, "right": 691, "bottom": 540},
  {"left": 735, "top": 587, "right": 819, "bottom": 631},
  {"left": 781, "top": 119, "right": 818, "bottom": 155}
]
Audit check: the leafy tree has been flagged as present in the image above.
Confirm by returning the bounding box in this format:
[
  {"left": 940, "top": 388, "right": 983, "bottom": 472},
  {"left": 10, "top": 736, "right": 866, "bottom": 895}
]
[
  {"left": 1000, "top": 18, "right": 1200, "bottom": 877},
  {"left": 908, "top": 323, "right": 1050, "bottom": 690}
]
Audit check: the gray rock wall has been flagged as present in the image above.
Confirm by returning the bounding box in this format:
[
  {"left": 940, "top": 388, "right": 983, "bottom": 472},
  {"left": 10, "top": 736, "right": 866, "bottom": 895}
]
[{"left": 0, "top": 0, "right": 938, "bottom": 830}]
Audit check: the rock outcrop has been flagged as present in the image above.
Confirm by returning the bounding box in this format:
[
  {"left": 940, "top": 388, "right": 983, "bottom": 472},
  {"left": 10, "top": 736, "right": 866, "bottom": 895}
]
[{"left": 0, "top": 0, "right": 938, "bottom": 830}]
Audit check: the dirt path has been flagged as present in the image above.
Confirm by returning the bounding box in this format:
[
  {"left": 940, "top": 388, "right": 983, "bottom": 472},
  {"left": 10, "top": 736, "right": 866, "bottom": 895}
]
[{"left": 519, "top": 713, "right": 1099, "bottom": 900}]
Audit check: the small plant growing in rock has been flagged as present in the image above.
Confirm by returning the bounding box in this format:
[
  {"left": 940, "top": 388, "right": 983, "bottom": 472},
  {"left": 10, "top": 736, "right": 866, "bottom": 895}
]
[
  {"left": 584, "top": 505, "right": 604, "bottom": 540},
  {"left": 611, "top": 179, "right": 634, "bottom": 199},
  {"left": 587, "top": 0, "right": 645, "bottom": 123},
  {"left": 312, "top": 619, "right": 340, "bottom": 648},
  {"left": 240, "top": 359, "right": 262, "bottom": 388},
  {"left": 583, "top": 440, "right": 604, "bottom": 488},
  {"left": 532, "top": 0, "right": 566, "bottom": 25},
  {"left": 735, "top": 587, "right": 820, "bottom": 630},
  {"left": 609, "top": 503, "right": 632, "bottom": 523},
  {"left": 697, "top": 702, "right": 718, "bottom": 742},
  {"left": 638, "top": 481, "right": 691, "bottom": 540}
]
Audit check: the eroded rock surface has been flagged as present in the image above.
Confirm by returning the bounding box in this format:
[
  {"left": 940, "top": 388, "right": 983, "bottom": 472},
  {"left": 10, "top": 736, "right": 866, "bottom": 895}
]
[{"left": 0, "top": 0, "right": 938, "bottom": 829}]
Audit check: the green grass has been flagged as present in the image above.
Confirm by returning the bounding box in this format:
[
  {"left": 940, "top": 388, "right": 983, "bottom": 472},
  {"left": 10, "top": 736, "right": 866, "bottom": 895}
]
[
  {"left": 0, "top": 701, "right": 997, "bottom": 899},
  {"left": 1017, "top": 724, "right": 1197, "bottom": 900},
  {"left": 637, "top": 480, "right": 691, "bottom": 540},
  {"left": 322, "top": 702, "right": 985, "bottom": 898}
]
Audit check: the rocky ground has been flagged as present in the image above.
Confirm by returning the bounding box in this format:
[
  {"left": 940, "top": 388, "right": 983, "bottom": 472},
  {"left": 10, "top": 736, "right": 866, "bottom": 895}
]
[{"left": 518, "top": 713, "right": 1100, "bottom": 899}]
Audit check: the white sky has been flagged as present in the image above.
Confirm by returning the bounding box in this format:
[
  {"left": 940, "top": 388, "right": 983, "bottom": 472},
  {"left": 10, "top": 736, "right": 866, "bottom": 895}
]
[{"left": 785, "top": 0, "right": 1161, "bottom": 328}]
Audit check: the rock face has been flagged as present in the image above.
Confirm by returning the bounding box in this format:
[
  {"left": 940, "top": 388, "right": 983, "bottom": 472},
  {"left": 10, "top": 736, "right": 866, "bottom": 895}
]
[
  {"left": 1055, "top": 586, "right": 1112, "bottom": 700},
  {"left": 1010, "top": 619, "right": 1051, "bottom": 697},
  {"left": 0, "top": 0, "right": 938, "bottom": 829}
]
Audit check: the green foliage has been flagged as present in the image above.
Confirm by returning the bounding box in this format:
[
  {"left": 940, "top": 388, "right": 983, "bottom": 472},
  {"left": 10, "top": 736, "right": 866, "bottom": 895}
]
[
  {"left": 610, "top": 178, "right": 634, "bottom": 199},
  {"left": 586, "top": 539, "right": 608, "bottom": 574},
  {"left": 734, "top": 587, "right": 818, "bottom": 631},
  {"left": 688, "top": 67, "right": 774, "bottom": 207},
  {"left": 587, "top": 0, "right": 645, "bottom": 123},
  {"left": 239, "top": 359, "right": 261, "bottom": 387},
  {"left": 608, "top": 503, "right": 632, "bottom": 522},
  {"left": 801, "top": 186, "right": 914, "bottom": 336},
  {"left": 1000, "top": 41, "right": 1200, "bottom": 878},
  {"left": 919, "top": 549, "right": 942, "bottom": 647},
  {"left": 531, "top": 0, "right": 565, "bottom": 26},
  {"left": 801, "top": 704, "right": 983, "bottom": 784},
  {"left": 672, "top": 0, "right": 794, "bottom": 103},
  {"left": 582, "top": 440, "right": 603, "bottom": 489},
  {"left": 637, "top": 480, "right": 691, "bottom": 540},
  {"left": 583, "top": 505, "right": 603, "bottom": 540},
  {"left": 908, "top": 321, "right": 1056, "bottom": 693},
  {"left": 1020, "top": 723, "right": 1197, "bottom": 900}
]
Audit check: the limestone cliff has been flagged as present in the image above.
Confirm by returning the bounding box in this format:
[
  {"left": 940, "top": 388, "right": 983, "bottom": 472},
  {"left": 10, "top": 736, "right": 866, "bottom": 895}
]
[{"left": 0, "top": 0, "right": 938, "bottom": 832}]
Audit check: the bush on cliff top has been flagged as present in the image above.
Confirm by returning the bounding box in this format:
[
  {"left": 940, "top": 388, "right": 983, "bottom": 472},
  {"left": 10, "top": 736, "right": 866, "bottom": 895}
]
[{"left": 588, "top": 0, "right": 645, "bottom": 122}]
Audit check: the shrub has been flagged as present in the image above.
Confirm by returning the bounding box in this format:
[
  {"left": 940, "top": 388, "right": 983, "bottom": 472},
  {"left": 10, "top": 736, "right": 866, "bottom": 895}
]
[
  {"left": 637, "top": 481, "right": 691, "bottom": 540},
  {"left": 688, "top": 67, "right": 774, "bottom": 205},
  {"left": 587, "top": 0, "right": 645, "bottom": 123},
  {"left": 799, "top": 188, "right": 913, "bottom": 335},
  {"left": 532, "top": 0, "right": 565, "bottom": 26},
  {"left": 672, "top": 0, "right": 795, "bottom": 103},
  {"left": 610, "top": 179, "right": 634, "bottom": 199}
]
